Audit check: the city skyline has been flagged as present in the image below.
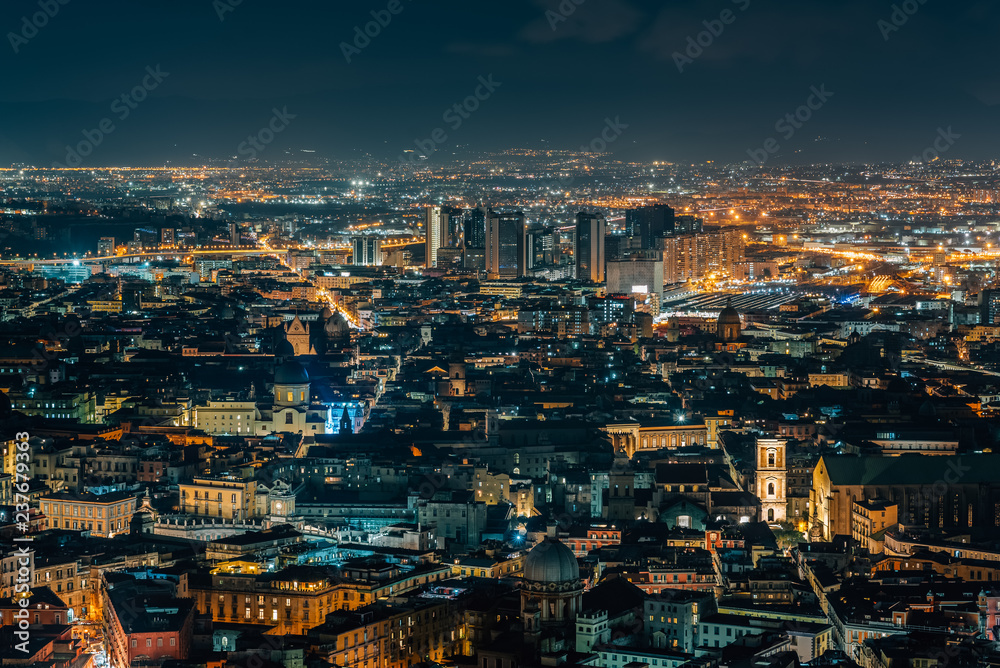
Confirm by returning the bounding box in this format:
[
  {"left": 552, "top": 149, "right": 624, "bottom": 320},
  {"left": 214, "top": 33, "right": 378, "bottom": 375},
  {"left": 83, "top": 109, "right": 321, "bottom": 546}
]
[{"left": 5, "top": 4, "right": 1000, "bottom": 668}]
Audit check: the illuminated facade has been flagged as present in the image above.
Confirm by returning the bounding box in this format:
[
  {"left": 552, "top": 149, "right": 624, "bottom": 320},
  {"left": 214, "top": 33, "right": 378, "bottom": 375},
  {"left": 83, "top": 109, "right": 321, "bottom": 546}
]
[
  {"left": 756, "top": 438, "right": 787, "bottom": 524},
  {"left": 179, "top": 475, "right": 258, "bottom": 521},
  {"left": 40, "top": 490, "right": 137, "bottom": 537}
]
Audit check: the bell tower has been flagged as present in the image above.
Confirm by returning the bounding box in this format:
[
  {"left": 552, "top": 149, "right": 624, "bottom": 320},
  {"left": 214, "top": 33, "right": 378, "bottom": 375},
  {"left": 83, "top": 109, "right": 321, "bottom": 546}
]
[{"left": 756, "top": 437, "right": 787, "bottom": 524}]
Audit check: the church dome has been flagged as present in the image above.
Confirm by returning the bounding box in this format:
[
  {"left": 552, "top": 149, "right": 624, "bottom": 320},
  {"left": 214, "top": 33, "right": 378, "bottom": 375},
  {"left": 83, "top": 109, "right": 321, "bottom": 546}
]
[
  {"left": 275, "top": 338, "right": 295, "bottom": 358},
  {"left": 325, "top": 311, "right": 349, "bottom": 338},
  {"left": 523, "top": 537, "right": 579, "bottom": 583},
  {"left": 275, "top": 360, "right": 309, "bottom": 385},
  {"left": 320, "top": 306, "right": 333, "bottom": 321},
  {"left": 717, "top": 303, "right": 741, "bottom": 326}
]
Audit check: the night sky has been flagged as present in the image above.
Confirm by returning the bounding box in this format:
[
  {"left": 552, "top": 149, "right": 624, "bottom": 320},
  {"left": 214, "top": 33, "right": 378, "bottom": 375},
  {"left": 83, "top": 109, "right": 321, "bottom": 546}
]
[{"left": 0, "top": 0, "right": 997, "bottom": 167}]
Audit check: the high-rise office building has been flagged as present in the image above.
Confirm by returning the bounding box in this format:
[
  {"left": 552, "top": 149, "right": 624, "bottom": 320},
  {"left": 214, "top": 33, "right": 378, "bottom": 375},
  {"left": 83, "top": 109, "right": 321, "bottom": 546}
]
[
  {"left": 352, "top": 236, "right": 382, "bottom": 266},
  {"left": 606, "top": 250, "right": 664, "bottom": 314},
  {"left": 464, "top": 247, "right": 486, "bottom": 271},
  {"left": 980, "top": 290, "right": 1000, "bottom": 324},
  {"left": 575, "top": 212, "right": 606, "bottom": 283},
  {"left": 486, "top": 211, "right": 527, "bottom": 278},
  {"left": 464, "top": 206, "right": 487, "bottom": 249},
  {"left": 625, "top": 204, "right": 675, "bottom": 249},
  {"left": 425, "top": 206, "right": 463, "bottom": 268},
  {"left": 605, "top": 234, "right": 629, "bottom": 261},
  {"left": 229, "top": 222, "right": 241, "bottom": 247},
  {"left": 447, "top": 211, "right": 464, "bottom": 248},
  {"left": 527, "top": 227, "right": 555, "bottom": 271},
  {"left": 675, "top": 215, "right": 704, "bottom": 234},
  {"left": 161, "top": 228, "right": 175, "bottom": 246},
  {"left": 425, "top": 206, "right": 446, "bottom": 268}
]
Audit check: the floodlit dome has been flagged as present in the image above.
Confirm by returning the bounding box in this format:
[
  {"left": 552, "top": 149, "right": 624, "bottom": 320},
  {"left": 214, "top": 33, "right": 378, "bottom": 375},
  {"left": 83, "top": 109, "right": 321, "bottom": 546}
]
[
  {"left": 523, "top": 537, "right": 579, "bottom": 583},
  {"left": 325, "top": 311, "right": 350, "bottom": 338},
  {"left": 717, "top": 303, "right": 741, "bottom": 326},
  {"left": 274, "top": 360, "right": 309, "bottom": 385},
  {"left": 320, "top": 306, "right": 333, "bottom": 321}
]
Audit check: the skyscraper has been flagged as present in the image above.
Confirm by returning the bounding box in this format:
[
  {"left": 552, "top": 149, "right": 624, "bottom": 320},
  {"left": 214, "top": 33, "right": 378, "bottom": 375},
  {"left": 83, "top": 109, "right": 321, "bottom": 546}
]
[
  {"left": 980, "top": 290, "right": 1000, "bottom": 324},
  {"left": 424, "top": 206, "right": 446, "bottom": 268},
  {"left": 606, "top": 250, "right": 664, "bottom": 314},
  {"left": 527, "top": 227, "right": 555, "bottom": 271},
  {"left": 625, "top": 204, "right": 675, "bottom": 249},
  {"left": 425, "top": 206, "right": 463, "bottom": 268},
  {"left": 352, "top": 236, "right": 382, "bottom": 266},
  {"left": 575, "top": 212, "right": 606, "bottom": 283},
  {"left": 486, "top": 211, "right": 526, "bottom": 278},
  {"left": 464, "top": 206, "right": 487, "bottom": 249},
  {"left": 675, "top": 215, "right": 704, "bottom": 234}
]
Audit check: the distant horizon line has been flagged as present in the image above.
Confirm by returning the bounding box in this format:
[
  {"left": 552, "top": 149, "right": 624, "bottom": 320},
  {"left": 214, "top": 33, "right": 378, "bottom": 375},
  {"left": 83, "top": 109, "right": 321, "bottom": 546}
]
[{"left": 1, "top": 157, "right": 993, "bottom": 172}]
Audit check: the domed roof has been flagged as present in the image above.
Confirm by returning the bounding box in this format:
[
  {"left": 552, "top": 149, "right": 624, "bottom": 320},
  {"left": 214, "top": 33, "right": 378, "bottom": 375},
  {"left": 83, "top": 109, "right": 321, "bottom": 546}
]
[
  {"left": 275, "top": 360, "right": 309, "bottom": 385},
  {"left": 325, "top": 311, "right": 349, "bottom": 337},
  {"left": 275, "top": 338, "right": 295, "bottom": 358},
  {"left": 523, "top": 537, "right": 579, "bottom": 583},
  {"left": 320, "top": 306, "right": 333, "bottom": 320},
  {"left": 717, "top": 299, "right": 741, "bottom": 325}
]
